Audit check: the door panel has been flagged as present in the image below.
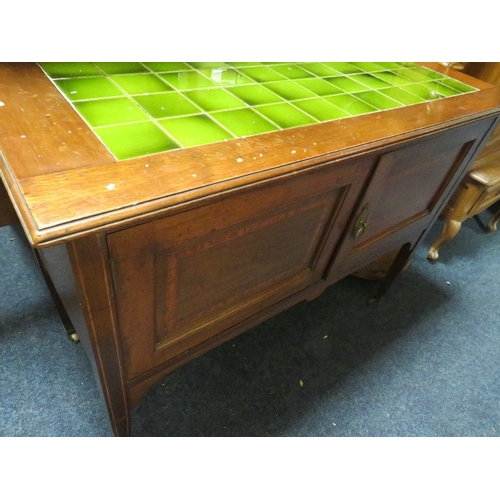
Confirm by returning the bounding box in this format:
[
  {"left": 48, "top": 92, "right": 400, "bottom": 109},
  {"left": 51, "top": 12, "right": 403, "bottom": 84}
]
[
  {"left": 327, "top": 118, "right": 496, "bottom": 281},
  {"left": 108, "top": 156, "right": 375, "bottom": 379}
]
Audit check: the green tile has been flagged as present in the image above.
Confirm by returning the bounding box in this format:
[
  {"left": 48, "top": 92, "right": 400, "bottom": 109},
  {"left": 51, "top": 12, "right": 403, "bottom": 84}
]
[
  {"left": 417, "top": 81, "right": 462, "bottom": 97},
  {"left": 295, "top": 78, "right": 343, "bottom": 96},
  {"left": 183, "top": 88, "right": 246, "bottom": 112},
  {"left": 378, "top": 87, "right": 427, "bottom": 105},
  {"left": 409, "top": 66, "right": 447, "bottom": 80},
  {"left": 348, "top": 74, "right": 391, "bottom": 90},
  {"left": 371, "top": 71, "right": 413, "bottom": 86},
  {"left": 293, "top": 98, "right": 350, "bottom": 121},
  {"left": 39, "top": 62, "right": 102, "bottom": 78},
  {"left": 401, "top": 83, "right": 443, "bottom": 100},
  {"left": 94, "top": 62, "right": 149, "bottom": 74},
  {"left": 325, "top": 95, "right": 377, "bottom": 116},
  {"left": 159, "top": 114, "right": 233, "bottom": 147},
  {"left": 398, "top": 62, "right": 420, "bottom": 68},
  {"left": 264, "top": 81, "right": 316, "bottom": 100},
  {"left": 225, "top": 62, "right": 264, "bottom": 67},
  {"left": 326, "top": 76, "right": 370, "bottom": 93},
  {"left": 159, "top": 71, "right": 217, "bottom": 90},
  {"left": 111, "top": 74, "right": 174, "bottom": 94},
  {"left": 134, "top": 93, "right": 201, "bottom": 118},
  {"left": 392, "top": 68, "right": 431, "bottom": 83},
  {"left": 348, "top": 62, "right": 386, "bottom": 72},
  {"left": 440, "top": 78, "right": 477, "bottom": 93},
  {"left": 255, "top": 102, "right": 317, "bottom": 129},
  {"left": 267, "top": 64, "right": 315, "bottom": 79},
  {"left": 143, "top": 62, "right": 191, "bottom": 72},
  {"left": 95, "top": 121, "right": 179, "bottom": 160},
  {"left": 297, "top": 63, "right": 342, "bottom": 77},
  {"left": 210, "top": 108, "right": 279, "bottom": 137},
  {"left": 322, "top": 62, "right": 361, "bottom": 74},
  {"left": 355, "top": 91, "right": 403, "bottom": 110},
  {"left": 237, "top": 66, "right": 288, "bottom": 83},
  {"left": 55, "top": 77, "right": 124, "bottom": 101},
  {"left": 196, "top": 68, "right": 254, "bottom": 86},
  {"left": 188, "top": 62, "right": 229, "bottom": 70},
  {"left": 74, "top": 97, "right": 149, "bottom": 127},
  {"left": 226, "top": 84, "right": 284, "bottom": 105},
  {"left": 373, "top": 62, "right": 404, "bottom": 70}
]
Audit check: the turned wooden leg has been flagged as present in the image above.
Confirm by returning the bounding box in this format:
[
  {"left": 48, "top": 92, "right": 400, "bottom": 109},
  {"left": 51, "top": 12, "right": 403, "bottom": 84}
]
[
  {"left": 368, "top": 243, "right": 413, "bottom": 305},
  {"left": 427, "top": 219, "right": 462, "bottom": 261},
  {"left": 486, "top": 205, "right": 500, "bottom": 233}
]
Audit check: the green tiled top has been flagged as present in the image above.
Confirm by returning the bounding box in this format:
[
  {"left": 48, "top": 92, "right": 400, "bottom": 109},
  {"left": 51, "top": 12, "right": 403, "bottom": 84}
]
[{"left": 38, "top": 62, "right": 478, "bottom": 161}]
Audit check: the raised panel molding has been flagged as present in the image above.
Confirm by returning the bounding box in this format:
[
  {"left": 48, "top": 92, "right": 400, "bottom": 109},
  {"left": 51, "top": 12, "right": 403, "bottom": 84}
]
[{"left": 153, "top": 192, "right": 343, "bottom": 350}]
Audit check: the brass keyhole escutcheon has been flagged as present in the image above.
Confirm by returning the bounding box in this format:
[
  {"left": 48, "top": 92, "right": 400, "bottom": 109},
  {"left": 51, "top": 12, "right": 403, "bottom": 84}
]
[
  {"left": 353, "top": 203, "right": 369, "bottom": 241},
  {"left": 354, "top": 221, "right": 367, "bottom": 239}
]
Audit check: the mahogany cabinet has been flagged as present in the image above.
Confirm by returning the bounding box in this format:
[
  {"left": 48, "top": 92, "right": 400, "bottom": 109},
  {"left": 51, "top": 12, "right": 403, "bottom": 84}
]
[{"left": 1, "top": 63, "right": 499, "bottom": 436}]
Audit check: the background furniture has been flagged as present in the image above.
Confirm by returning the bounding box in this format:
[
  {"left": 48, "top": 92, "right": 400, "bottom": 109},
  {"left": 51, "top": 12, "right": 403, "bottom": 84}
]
[
  {"left": 428, "top": 63, "right": 500, "bottom": 260},
  {"left": 1, "top": 63, "right": 499, "bottom": 436}
]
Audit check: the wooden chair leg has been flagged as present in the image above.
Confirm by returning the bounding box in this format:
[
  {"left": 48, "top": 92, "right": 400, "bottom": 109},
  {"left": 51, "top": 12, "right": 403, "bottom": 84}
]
[
  {"left": 427, "top": 219, "right": 462, "bottom": 261},
  {"left": 486, "top": 205, "right": 500, "bottom": 233}
]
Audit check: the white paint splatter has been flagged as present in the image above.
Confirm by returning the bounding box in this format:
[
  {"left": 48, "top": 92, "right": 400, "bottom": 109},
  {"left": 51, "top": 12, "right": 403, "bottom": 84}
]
[
  {"left": 105, "top": 183, "right": 115, "bottom": 190},
  {"left": 192, "top": 174, "right": 197, "bottom": 177},
  {"left": 236, "top": 158, "right": 243, "bottom": 162},
  {"left": 291, "top": 150, "right": 296, "bottom": 154},
  {"left": 0, "top": 101, "right": 4, "bottom": 107}
]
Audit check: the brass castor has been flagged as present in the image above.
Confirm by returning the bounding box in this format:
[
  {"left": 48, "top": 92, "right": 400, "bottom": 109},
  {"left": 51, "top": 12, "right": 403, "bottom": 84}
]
[{"left": 69, "top": 332, "right": 80, "bottom": 343}]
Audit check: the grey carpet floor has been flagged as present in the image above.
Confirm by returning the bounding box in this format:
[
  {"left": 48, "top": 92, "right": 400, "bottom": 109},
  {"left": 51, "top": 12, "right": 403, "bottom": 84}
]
[{"left": 1, "top": 206, "right": 499, "bottom": 437}]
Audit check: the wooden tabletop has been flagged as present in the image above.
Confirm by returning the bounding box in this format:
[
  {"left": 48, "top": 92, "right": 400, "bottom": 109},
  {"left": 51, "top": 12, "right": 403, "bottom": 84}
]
[{"left": 1, "top": 62, "right": 499, "bottom": 247}]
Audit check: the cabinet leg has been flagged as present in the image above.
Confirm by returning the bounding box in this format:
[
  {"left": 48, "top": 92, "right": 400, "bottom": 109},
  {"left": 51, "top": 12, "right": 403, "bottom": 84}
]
[
  {"left": 67, "top": 235, "right": 131, "bottom": 437},
  {"left": 486, "top": 205, "right": 500, "bottom": 233},
  {"left": 427, "top": 219, "right": 462, "bottom": 261},
  {"left": 368, "top": 243, "right": 412, "bottom": 305},
  {"left": 32, "top": 248, "right": 77, "bottom": 339}
]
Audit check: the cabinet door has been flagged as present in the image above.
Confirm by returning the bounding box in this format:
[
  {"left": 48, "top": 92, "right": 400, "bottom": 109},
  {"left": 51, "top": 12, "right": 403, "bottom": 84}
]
[
  {"left": 327, "top": 118, "right": 496, "bottom": 280},
  {"left": 107, "top": 157, "right": 374, "bottom": 380}
]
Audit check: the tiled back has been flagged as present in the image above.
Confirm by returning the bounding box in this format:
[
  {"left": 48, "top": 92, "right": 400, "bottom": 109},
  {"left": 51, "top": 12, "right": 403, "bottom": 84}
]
[{"left": 39, "top": 62, "right": 477, "bottom": 161}]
